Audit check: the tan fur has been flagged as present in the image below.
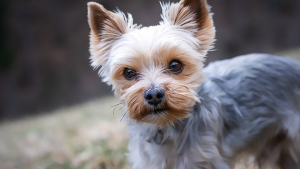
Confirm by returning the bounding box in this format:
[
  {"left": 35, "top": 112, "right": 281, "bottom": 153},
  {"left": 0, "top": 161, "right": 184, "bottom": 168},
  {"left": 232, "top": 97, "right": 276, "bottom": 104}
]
[
  {"left": 120, "top": 70, "right": 199, "bottom": 127},
  {"left": 111, "top": 44, "right": 202, "bottom": 126}
]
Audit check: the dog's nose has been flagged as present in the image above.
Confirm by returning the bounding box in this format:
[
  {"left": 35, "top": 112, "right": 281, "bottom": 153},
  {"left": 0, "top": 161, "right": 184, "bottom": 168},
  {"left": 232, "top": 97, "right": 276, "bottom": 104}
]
[{"left": 144, "top": 88, "right": 165, "bottom": 106}]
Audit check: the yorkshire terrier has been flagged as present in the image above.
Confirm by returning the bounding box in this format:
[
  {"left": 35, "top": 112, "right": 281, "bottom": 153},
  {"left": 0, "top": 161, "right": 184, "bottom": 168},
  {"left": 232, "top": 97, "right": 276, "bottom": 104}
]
[{"left": 87, "top": 0, "right": 300, "bottom": 168}]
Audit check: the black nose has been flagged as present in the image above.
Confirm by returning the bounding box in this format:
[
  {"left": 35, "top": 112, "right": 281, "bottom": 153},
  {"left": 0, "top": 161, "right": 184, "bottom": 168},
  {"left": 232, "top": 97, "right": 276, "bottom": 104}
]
[{"left": 144, "top": 88, "right": 165, "bottom": 106}]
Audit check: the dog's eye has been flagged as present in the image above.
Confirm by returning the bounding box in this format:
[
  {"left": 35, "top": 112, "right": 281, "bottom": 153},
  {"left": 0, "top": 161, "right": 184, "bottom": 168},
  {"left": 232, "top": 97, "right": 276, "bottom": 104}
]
[
  {"left": 124, "top": 68, "right": 137, "bottom": 80},
  {"left": 169, "top": 60, "right": 183, "bottom": 74}
]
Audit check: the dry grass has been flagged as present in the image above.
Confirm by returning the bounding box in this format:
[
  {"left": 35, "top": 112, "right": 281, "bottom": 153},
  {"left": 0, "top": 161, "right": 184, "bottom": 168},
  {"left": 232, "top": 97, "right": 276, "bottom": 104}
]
[{"left": 0, "top": 97, "right": 130, "bottom": 169}]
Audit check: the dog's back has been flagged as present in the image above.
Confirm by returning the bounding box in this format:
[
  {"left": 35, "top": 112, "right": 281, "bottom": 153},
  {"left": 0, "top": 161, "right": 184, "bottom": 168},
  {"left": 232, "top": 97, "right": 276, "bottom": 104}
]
[{"left": 204, "top": 53, "right": 300, "bottom": 168}]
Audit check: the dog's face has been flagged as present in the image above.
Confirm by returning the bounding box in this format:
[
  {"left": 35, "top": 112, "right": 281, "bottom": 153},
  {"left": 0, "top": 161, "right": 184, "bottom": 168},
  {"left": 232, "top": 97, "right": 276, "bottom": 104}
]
[{"left": 87, "top": 0, "right": 215, "bottom": 126}]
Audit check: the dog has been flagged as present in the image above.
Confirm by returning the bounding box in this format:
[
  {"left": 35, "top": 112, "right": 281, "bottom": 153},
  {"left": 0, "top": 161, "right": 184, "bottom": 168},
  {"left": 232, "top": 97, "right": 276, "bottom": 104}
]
[{"left": 87, "top": 0, "right": 300, "bottom": 168}]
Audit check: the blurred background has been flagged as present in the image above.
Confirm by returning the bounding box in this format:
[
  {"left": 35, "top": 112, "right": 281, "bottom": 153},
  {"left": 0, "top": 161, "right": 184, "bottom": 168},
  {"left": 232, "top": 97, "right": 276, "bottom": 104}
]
[
  {"left": 1, "top": 0, "right": 300, "bottom": 120},
  {"left": 0, "top": 0, "right": 300, "bottom": 168}
]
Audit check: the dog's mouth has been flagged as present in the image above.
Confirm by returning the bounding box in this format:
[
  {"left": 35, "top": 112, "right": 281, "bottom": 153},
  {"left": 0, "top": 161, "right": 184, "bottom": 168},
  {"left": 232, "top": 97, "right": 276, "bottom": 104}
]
[{"left": 152, "top": 109, "right": 168, "bottom": 114}]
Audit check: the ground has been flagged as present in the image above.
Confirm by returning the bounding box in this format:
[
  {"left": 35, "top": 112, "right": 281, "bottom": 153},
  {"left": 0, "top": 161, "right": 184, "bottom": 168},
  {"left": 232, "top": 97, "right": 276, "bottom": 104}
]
[
  {"left": 0, "top": 97, "right": 129, "bottom": 169},
  {"left": 0, "top": 49, "right": 299, "bottom": 169}
]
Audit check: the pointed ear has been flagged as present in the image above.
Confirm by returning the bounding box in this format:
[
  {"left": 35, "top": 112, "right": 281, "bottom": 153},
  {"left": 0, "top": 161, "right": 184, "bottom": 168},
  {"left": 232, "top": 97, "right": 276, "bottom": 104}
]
[
  {"left": 88, "top": 2, "right": 128, "bottom": 41},
  {"left": 161, "top": 0, "right": 215, "bottom": 52},
  {"left": 87, "top": 2, "right": 134, "bottom": 83}
]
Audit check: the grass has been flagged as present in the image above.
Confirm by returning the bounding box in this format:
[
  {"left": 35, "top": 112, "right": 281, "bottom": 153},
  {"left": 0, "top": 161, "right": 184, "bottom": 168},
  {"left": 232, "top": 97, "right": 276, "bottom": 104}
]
[
  {"left": 0, "top": 97, "right": 130, "bottom": 169},
  {"left": 0, "top": 49, "right": 299, "bottom": 169},
  {"left": 277, "top": 47, "right": 300, "bottom": 60}
]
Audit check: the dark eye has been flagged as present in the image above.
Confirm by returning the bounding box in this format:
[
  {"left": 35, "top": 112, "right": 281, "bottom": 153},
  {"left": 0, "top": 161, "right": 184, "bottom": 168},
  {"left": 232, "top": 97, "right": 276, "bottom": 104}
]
[
  {"left": 169, "top": 60, "right": 183, "bottom": 74},
  {"left": 123, "top": 68, "right": 137, "bottom": 80}
]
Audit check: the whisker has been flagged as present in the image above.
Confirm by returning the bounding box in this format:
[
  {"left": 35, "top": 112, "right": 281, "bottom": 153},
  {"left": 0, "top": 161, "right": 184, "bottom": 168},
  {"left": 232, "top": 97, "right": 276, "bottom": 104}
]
[
  {"left": 113, "top": 106, "right": 118, "bottom": 115},
  {"left": 120, "top": 110, "right": 129, "bottom": 122},
  {"left": 111, "top": 102, "right": 123, "bottom": 107},
  {"left": 119, "top": 105, "right": 125, "bottom": 110},
  {"left": 112, "top": 102, "right": 124, "bottom": 115}
]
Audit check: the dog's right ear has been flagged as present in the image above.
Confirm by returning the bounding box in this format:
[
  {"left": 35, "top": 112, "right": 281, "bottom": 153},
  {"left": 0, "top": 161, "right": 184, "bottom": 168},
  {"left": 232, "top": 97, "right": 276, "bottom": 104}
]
[
  {"left": 87, "top": 2, "right": 134, "bottom": 83},
  {"left": 160, "top": 0, "right": 215, "bottom": 54}
]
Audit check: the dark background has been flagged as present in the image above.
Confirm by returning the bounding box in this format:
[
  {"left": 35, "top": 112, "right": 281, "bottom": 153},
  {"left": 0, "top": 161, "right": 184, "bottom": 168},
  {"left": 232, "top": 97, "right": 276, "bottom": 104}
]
[{"left": 1, "top": 0, "right": 300, "bottom": 120}]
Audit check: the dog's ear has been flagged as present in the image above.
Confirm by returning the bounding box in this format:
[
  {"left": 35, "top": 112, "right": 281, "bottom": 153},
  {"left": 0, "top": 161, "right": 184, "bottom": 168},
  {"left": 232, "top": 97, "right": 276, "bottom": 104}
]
[
  {"left": 87, "top": 2, "right": 134, "bottom": 83},
  {"left": 88, "top": 2, "right": 128, "bottom": 41},
  {"left": 161, "top": 0, "right": 215, "bottom": 52}
]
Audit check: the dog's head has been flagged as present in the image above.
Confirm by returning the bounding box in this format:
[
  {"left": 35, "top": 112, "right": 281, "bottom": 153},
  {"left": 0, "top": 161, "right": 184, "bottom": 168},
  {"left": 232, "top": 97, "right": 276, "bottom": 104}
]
[{"left": 87, "top": 0, "right": 215, "bottom": 127}]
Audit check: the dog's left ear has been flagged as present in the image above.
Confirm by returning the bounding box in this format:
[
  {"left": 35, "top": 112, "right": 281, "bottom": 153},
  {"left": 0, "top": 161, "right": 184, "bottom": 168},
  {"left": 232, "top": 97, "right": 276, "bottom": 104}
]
[{"left": 161, "top": 0, "right": 215, "bottom": 52}]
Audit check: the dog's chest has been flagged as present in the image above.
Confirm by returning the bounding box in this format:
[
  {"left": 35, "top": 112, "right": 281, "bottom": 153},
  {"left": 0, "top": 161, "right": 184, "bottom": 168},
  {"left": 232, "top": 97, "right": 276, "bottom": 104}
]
[{"left": 127, "top": 124, "right": 181, "bottom": 168}]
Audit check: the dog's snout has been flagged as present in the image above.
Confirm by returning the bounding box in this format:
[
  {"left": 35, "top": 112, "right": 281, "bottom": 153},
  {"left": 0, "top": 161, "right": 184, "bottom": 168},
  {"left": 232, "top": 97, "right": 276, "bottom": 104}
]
[{"left": 144, "top": 88, "right": 165, "bottom": 106}]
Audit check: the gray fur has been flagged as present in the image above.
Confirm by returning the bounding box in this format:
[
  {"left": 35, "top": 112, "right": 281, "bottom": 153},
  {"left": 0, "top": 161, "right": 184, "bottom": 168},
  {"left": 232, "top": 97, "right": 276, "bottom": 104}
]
[{"left": 127, "top": 54, "right": 300, "bottom": 169}]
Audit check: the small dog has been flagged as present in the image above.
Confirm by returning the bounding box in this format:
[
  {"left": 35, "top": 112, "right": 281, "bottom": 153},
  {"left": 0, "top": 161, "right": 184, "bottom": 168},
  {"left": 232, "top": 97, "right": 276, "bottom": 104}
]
[{"left": 87, "top": 0, "right": 300, "bottom": 168}]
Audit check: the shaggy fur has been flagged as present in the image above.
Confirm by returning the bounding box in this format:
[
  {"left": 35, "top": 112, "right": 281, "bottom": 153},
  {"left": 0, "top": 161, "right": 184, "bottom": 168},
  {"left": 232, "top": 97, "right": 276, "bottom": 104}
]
[{"left": 87, "top": 0, "right": 300, "bottom": 168}]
